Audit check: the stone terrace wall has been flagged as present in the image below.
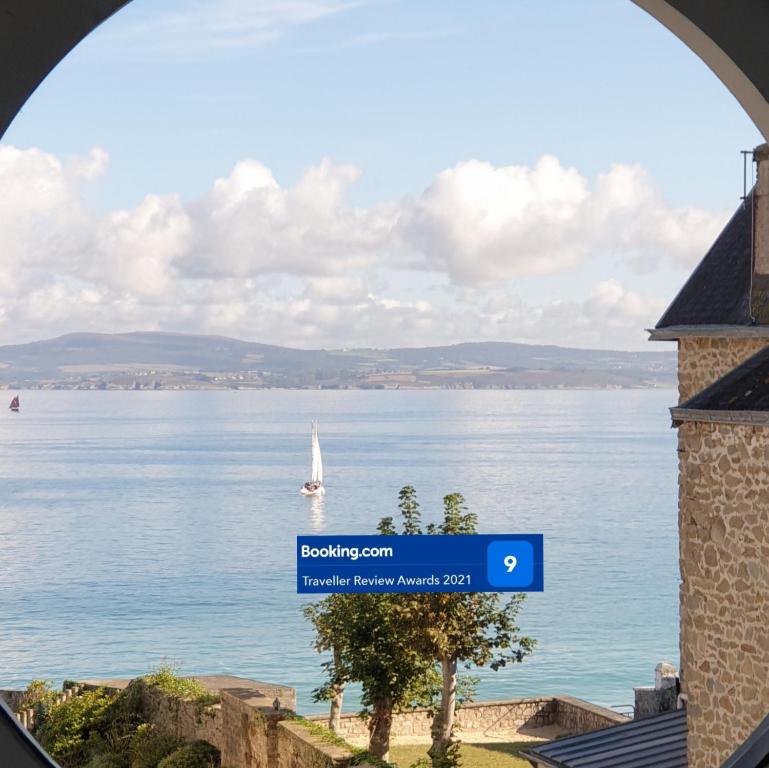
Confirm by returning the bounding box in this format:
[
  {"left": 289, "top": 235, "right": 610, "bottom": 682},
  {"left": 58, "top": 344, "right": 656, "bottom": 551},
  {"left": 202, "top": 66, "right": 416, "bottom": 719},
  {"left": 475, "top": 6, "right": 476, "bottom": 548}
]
[
  {"left": 677, "top": 337, "right": 768, "bottom": 402},
  {"left": 142, "top": 685, "right": 223, "bottom": 750},
  {"left": 277, "top": 721, "right": 360, "bottom": 768},
  {"left": 221, "top": 691, "right": 283, "bottom": 768},
  {"left": 308, "top": 696, "right": 624, "bottom": 743},
  {"left": 678, "top": 420, "right": 769, "bottom": 768},
  {"left": 554, "top": 696, "right": 627, "bottom": 733},
  {"left": 220, "top": 693, "right": 377, "bottom": 768},
  {"left": 0, "top": 689, "right": 26, "bottom": 710}
]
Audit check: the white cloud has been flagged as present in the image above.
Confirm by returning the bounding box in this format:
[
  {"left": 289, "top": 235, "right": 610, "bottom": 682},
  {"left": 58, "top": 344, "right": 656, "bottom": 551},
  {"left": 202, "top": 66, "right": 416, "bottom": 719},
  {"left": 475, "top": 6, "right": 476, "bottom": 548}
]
[
  {"left": 98, "top": 0, "right": 362, "bottom": 57},
  {"left": 397, "top": 156, "right": 727, "bottom": 284},
  {"left": 0, "top": 145, "right": 717, "bottom": 349},
  {"left": 188, "top": 158, "right": 393, "bottom": 279}
]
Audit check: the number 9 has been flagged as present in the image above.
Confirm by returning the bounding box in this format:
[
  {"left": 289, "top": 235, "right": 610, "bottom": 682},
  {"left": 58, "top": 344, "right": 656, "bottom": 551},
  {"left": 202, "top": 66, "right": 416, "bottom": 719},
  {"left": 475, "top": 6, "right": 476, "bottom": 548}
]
[{"left": 504, "top": 555, "right": 518, "bottom": 573}]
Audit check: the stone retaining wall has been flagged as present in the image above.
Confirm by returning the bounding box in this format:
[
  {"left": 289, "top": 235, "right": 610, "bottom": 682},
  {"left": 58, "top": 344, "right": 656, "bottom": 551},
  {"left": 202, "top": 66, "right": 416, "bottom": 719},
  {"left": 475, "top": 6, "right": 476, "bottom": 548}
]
[
  {"left": 553, "top": 695, "right": 627, "bottom": 733},
  {"left": 277, "top": 720, "right": 364, "bottom": 768},
  {"left": 142, "top": 684, "right": 223, "bottom": 750},
  {"left": 0, "top": 689, "right": 26, "bottom": 710},
  {"left": 307, "top": 696, "right": 625, "bottom": 743}
]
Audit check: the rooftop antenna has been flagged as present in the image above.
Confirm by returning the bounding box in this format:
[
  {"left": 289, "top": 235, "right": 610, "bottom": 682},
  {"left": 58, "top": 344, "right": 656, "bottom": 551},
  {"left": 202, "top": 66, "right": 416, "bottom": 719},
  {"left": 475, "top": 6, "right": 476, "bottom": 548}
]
[{"left": 741, "top": 149, "right": 756, "bottom": 200}]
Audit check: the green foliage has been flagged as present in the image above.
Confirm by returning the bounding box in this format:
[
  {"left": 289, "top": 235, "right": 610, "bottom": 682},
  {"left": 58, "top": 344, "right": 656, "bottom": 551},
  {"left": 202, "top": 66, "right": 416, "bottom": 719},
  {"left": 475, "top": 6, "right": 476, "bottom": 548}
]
[
  {"left": 82, "top": 680, "right": 148, "bottom": 766},
  {"left": 143, "top": 664, "right": 219, "bottom": 706},
  {"left": 84, "top": 753, "right": 125, "bottom": 768},
  {"left": 304, "top": 590, "right": 437, "bottom": 714},
  {"left": 18, "top": 679, "right": 58, "bottom": 712},
  {"left": 156, "top": 741, "right": 220, "bottom": 768},
  {"left": 305, "top": 486, "right": 536, "bottom": 768},
  {"left": 17, "top": 679, "right": 60, "bottom": 731},
  {"left": 398, "top": 486, "right": 422, "bottom": 535},
  {"left": 377, "top": 516, "right": 397, "bottom": 535},
  {"left": 36, "top": 688, "right": 115, "bottom": 767},
  {"left": 32, "top": 668, "right": 222, "bottom": 768},
  {"left": 129, "top": 723, "right": 180, "bottom": 768}
]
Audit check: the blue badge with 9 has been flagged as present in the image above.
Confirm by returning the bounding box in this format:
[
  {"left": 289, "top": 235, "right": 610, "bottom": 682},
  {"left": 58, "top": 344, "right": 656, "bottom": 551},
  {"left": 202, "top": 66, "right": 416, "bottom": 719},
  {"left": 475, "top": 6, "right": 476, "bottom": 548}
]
[{"left": 486, "top": 540, "right": 535, "bottom": 588}]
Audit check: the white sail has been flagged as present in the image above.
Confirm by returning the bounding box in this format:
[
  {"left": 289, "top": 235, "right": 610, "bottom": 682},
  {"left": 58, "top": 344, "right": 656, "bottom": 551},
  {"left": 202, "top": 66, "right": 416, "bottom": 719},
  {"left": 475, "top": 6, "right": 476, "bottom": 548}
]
[{"left": 311, "top": 422, "right": 323, "bottom": 484}]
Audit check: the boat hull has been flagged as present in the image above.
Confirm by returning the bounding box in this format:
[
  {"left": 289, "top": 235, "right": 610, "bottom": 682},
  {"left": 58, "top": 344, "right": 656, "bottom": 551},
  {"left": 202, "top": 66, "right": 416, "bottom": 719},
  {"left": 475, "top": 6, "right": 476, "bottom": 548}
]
[{"left": 300, "top": 485, "right": 325, "bottom": 496}]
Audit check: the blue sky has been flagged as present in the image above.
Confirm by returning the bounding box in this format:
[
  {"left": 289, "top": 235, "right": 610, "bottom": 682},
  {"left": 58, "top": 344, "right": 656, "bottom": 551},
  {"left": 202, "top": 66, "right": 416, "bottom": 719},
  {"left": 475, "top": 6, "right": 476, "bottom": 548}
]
[{"left": 0, "top": 0, "right": 763, "bottom": 349}]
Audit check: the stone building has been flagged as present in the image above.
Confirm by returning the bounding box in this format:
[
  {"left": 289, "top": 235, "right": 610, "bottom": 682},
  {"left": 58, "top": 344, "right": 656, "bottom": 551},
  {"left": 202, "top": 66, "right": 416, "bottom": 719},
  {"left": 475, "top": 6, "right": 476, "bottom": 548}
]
[{"left": 649, "top": 144, "right": 769, "bottom": 768}]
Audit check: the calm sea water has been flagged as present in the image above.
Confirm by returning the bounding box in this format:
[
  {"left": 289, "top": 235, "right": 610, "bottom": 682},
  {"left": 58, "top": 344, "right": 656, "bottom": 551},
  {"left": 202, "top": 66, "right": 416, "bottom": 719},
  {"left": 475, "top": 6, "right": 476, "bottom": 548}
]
[{"left": 0, "top": 389, "right": 679, "bottom": 713}]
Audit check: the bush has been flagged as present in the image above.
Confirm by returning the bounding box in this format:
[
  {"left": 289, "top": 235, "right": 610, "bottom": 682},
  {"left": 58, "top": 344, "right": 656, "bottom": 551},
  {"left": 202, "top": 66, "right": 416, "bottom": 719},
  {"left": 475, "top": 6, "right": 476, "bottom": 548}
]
[
  {"left": 17, "top": 679, "right": 57, "bottom": 712},
  {"left": 36, "top": 688, "right": 114, "bottom": 767},
  {"left": 84, "top": 754, "right": 125, "bottom": 768},
  {"left": 143, "top": 665, "right": 218, "bottom": 706},
  {"left": 157, "top": 741, "right": 220, "bottom": 768},
  {"left": 129, "top": 723, "right": 180, "bottom": 768}
]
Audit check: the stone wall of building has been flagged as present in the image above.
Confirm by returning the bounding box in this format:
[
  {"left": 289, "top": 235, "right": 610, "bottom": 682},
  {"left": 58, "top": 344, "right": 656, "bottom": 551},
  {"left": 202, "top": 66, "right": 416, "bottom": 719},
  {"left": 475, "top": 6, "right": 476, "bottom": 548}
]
[
  {"left": 307, "top": 696, "right": 625, "bottom": 745},
  {"left": 677, "top": 337, "right": 769, "bottom": 402},
  {"left": 678, "top": 420, "right": 769, "bottom": 767}
]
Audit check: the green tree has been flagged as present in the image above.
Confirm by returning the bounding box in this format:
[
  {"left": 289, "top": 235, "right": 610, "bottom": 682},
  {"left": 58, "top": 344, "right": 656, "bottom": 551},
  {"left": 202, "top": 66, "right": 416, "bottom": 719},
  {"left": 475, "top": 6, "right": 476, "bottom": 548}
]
[
  {"left": 304, "top": 590, "right": 436, "bottom": 761},
  {"left": 395, "top": 492, "right": 536, "bottom": 767},
  {"left": 305, "top": 486, "right": 535, "bottom": 768},
  {"left": 303, "top": 593, "right": 354, "bottom": 733}
]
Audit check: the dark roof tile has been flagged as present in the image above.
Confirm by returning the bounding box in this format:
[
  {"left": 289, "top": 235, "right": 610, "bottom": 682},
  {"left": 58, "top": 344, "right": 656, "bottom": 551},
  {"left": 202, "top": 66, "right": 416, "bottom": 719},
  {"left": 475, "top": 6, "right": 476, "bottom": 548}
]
[
  {"left": 656, "top": 195, "right": 753, "bottom": 329},
  {"left": 522, "top": 709, "right": 687, "bottom": 768},
  {"left": 677, "top": 344, "right": 769, "bottom": 412}
]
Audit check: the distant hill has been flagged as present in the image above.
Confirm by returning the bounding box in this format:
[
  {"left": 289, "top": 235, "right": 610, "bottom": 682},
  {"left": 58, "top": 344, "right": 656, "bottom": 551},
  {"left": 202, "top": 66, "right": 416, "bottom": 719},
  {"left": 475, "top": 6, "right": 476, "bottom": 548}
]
[{"left": 0, "top": 332, "right": 676, "bottom": 390}]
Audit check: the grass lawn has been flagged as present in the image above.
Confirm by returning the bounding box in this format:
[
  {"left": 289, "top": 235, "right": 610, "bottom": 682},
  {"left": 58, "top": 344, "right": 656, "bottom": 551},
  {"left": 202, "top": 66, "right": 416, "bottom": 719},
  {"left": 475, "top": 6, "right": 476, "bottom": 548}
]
[{"left": 389, "top": 742, "right": 533, "bottom": 768}]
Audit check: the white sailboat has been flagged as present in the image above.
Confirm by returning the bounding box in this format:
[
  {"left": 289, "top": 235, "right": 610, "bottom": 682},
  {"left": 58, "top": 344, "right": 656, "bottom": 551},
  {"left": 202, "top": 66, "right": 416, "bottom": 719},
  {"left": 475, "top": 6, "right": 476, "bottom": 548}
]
[{"left": 300, "top": 421, "right": 325, "bottom": 496}]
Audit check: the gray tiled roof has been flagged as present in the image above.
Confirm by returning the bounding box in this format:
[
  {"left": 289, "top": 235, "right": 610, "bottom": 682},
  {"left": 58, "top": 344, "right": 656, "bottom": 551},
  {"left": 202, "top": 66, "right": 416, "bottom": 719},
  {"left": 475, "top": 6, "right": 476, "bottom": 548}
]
[
  {"left": 0, "top": 696, "right": 60, "bottom": 767},
  {"left": 655, "top": 194, "right": 753, "bottom": 329},
  {"left": 522, "top": 708, "right": 687, "bottom": 768}
]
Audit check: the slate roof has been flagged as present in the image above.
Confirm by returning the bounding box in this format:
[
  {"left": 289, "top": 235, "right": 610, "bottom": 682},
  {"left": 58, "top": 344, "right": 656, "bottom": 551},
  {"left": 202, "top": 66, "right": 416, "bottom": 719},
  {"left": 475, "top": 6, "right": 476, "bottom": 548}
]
[
  {"left": 521, "top": 708, "right": 687, "bottom": 768},
  {"left": 653, "top": 193, "right": 753, "bottom": 333},
  {"left": 671, "top": 344, "right": 769, "bottom": 424},
  {"left": 0, "top": 696, "right": 60, "bottom": 767}
]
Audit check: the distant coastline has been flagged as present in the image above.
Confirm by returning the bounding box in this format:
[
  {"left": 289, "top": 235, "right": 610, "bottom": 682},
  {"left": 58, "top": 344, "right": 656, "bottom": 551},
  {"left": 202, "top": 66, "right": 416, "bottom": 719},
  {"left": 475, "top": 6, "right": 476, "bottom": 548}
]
[{"left": 0, "top": 331, "right": 676, "bottom": 391}]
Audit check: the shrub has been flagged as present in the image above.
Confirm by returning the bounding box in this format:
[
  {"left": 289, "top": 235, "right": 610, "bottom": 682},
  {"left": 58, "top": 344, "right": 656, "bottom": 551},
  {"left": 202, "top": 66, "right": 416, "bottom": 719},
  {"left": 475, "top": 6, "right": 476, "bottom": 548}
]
[
  {"left": 17, "top": 679, "right": 57, "bottom": 712},
  {"left": 157, "top": 741, "right": 220, "bottom": 768},
  {"left": 36, "top": 688, "right": 114, "bottom": 767},
  {"left": 75, "top": 681, "right": 150, "bottom": 766},
  {"left": 84, "top": 754, "right": 125, "bottom": 768},
  {"left": 129, "top": 723, "right": 180, "bottom": 768},
  {"left": 143, "top": 665, "right": 219, "bottom": 706}
]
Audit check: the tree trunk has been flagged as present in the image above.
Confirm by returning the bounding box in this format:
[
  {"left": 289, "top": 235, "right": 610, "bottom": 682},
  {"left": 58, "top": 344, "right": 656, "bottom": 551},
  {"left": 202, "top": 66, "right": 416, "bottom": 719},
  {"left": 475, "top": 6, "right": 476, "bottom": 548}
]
[
  {"left": 328, "top": 647, "right": 344, "bottom": 733},
  {"left": 429, "top": 655, "right": 458, "bottom": 766},
  {"left": 328, "top": 682, "right": 344, "bottom": 733},
  {"left": 368, "top": 697, "right": 393, "bottom": 762}
]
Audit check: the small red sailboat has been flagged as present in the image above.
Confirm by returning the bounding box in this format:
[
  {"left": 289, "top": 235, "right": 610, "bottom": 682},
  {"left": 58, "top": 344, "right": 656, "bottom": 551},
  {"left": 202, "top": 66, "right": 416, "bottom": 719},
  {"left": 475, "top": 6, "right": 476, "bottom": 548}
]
[{"left": 9, "top": 395, "right": 19, "bottom": 412}]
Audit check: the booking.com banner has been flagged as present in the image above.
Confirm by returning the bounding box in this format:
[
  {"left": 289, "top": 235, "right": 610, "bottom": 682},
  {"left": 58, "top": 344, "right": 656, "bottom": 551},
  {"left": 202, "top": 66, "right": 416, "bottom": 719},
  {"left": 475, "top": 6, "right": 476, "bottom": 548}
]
[{"left": 296, "top": 534, "right": 544, "bottom": 593}]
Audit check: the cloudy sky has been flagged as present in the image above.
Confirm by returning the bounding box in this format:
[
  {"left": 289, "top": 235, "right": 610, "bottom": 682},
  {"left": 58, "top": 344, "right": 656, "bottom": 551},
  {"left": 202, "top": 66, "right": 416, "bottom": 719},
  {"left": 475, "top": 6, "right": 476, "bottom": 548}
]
[{"left": 1, "top": 0, "right": 762, "bottom": 350}]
